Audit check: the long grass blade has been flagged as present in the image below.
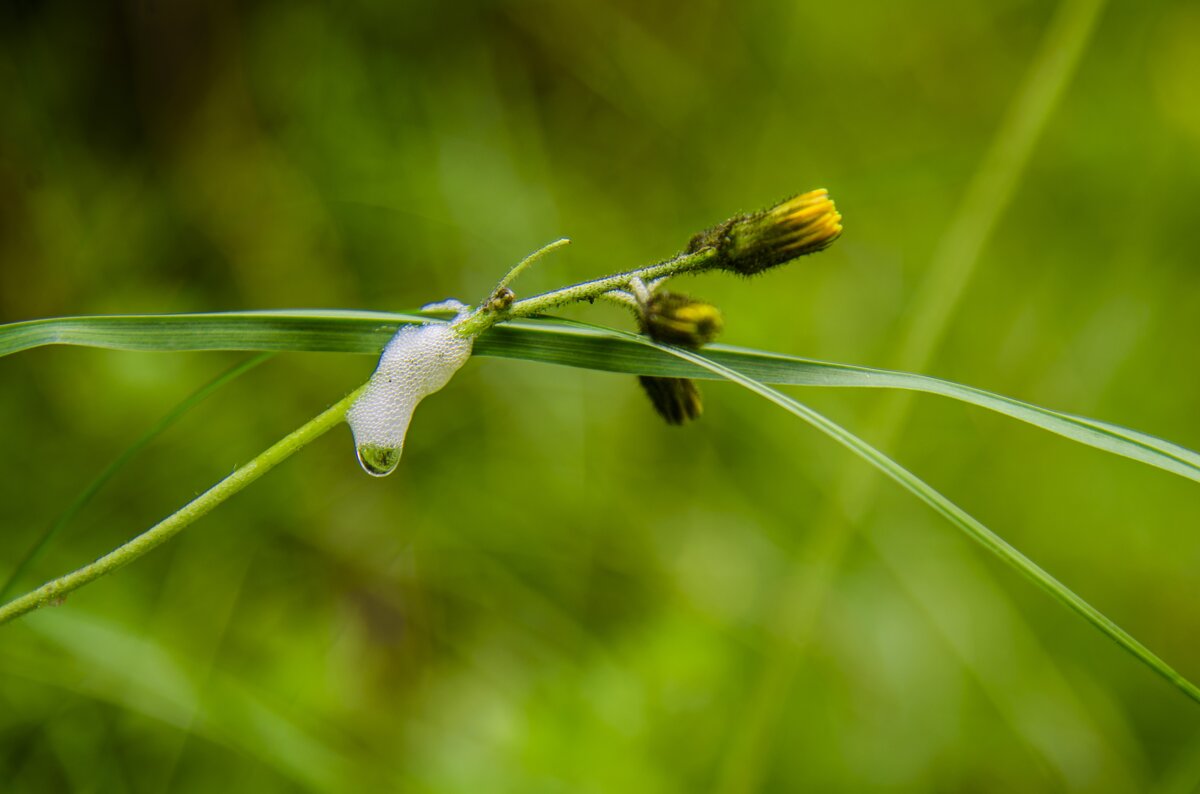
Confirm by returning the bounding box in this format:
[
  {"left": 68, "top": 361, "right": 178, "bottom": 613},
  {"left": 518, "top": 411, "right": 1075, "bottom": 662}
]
[
  {"left": 3, "top": 311, "right": 1197, "bottom": 485},
  {"left": 0, "top": 310, "right": 425, "bottom": 356},
  {"left": 611, "top": 329, "right": 1200, "bottom": 706},
  {"left": 4, "top": 310, "right": 1196, "bottom": 702}
]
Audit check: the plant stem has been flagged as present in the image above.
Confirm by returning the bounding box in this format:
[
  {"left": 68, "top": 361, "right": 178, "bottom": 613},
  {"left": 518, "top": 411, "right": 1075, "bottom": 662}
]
[
  {"left": 0, "top": 386, "right": 365, "bottom": 627},
  {"left": 596, "top": 290, "right": 640, "bottom": 312},
  {"left": 488, "top": 237, "right": 572, "bottom": 299},
  {"left": 0, "top": 353, "right": 272, "bottom": 601},
  {"left": 0, "top": 244, "right": 714, "bottom": 625},
  {"left": 452, "top": 247, "right": 716, "bottom": 337}
]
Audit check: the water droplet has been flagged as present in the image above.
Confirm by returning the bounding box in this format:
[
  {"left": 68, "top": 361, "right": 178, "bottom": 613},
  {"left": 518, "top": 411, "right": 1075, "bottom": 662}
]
[{"left": 356, "top": 444, "right": 402, "bottom": 477}]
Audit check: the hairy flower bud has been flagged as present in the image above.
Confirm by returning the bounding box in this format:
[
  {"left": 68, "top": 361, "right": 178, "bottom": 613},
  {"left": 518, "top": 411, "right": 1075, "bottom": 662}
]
[
  {"left": 638, "top": 292, "right": 724, "bottom": 348},
  {"left": 687, "top": 188, "right": 842, "bottom": 276},
  {"left": 636, "top": 291, "right": 722, "bottom": 425},
  {"left": 638, "top": 375, "right": 703, "bottom": 425}
]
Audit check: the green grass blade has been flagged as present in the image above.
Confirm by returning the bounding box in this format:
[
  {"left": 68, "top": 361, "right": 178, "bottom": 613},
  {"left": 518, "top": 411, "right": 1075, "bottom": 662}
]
[
  {"left": 616, "top": 330, "right": 1200, "bottom": 706},
  {"left": 4, "top": 311, "right": 1196, "bottom": 701},
  {"left": 3, "top": 312, "right": 1198, "bottom": 485},
  {"left": 609, "top": 328, "right": 1200, "bottom": 710},
  {"left": 0, "top": 310, "right": 427, "bottom": 356},
  {"left": 0, "top": 353, "right": 272, "bottom": 600}
]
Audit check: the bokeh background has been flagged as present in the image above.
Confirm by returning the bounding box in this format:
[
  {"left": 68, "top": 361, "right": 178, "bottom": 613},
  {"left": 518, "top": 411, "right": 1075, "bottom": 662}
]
[{"left": 2, "top": 0, "right": 1199, "bottom": 791}]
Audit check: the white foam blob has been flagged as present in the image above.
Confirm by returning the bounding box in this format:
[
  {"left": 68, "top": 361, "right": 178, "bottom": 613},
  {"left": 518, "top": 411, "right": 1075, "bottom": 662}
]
[{"left": 347, "top": 320, "right": 474, "bottom": 476}]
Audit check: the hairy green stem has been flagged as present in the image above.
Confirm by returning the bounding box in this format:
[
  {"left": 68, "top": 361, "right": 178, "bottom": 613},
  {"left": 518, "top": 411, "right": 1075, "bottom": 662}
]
[
  {"left": 596, "top": 290, "right": 640, "bottom": 311},
  {"left": 488, "top": 237, "right": 571, "bottom": 299},
  {"left": 0, "top": 386, "right": 364, "bottom": 627},
  {"left": 0, "top": 244, "right": 713, "bottom": 626},
  {"left": 453, "top": 247, "right": 716, "bottom": 337}
]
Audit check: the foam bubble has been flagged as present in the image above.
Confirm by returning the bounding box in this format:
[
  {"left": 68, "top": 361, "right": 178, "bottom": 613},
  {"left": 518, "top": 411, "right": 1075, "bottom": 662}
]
[{"left": 346, "top": 321, "right": 474, "bottom": 476}]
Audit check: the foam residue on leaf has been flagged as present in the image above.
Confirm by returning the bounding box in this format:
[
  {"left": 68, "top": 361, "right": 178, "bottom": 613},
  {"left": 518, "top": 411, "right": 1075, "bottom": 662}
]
[{"left": 346, "top": 321, "right": 473, "bottom": 476}]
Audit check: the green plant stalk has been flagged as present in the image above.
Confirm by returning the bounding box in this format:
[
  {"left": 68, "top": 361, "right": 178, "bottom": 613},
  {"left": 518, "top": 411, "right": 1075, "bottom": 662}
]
[
  {"left": 452, "top": 247, "right": 716, "bottom": 337},
  {"left": 0, "top": 353, "right": 273, "bottom": 601},
  {"left": 0, "top": 386, "right": 364, "bottom": 627},
  {"left": 488, "top": 237, "right": 572, "bottom": 297},
  {"left": 605, "top": 325, "right": 1200, "bottom": 706}
]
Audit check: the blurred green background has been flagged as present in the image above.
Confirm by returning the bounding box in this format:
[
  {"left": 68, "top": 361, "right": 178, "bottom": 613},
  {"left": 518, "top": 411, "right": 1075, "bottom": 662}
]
[{"left": 2, "top": 0, "right": 1199, "bottom": 791}]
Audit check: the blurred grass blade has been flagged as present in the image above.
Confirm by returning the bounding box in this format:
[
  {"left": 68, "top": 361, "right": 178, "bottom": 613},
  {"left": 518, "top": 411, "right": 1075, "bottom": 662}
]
[
  {"left": 3, "top": 312, "right": 1198, "bottom": 486},
  {"left": 4, "top": 609, "right": 367, "bottom": 791},
  {"left": 0, "top": 353, "right": 271, "bottom": 600},
  {"left": 614, "top": 328, "right": 1200, "bottom": 706}
]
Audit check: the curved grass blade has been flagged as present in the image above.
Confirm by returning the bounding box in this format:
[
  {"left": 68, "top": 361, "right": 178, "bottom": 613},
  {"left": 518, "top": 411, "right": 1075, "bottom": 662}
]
[
  {"left": 3, "top": 312, "right": 1196, "bottom": 486},
  {"left": 610, "top": 327, "right": 1200, "bottom": 706},
  {"left": 0, "top": 353, "right": 272, "bottom": 600},
  {"left": 499, "top": 320, "right": 1200, "bottom": 485}
]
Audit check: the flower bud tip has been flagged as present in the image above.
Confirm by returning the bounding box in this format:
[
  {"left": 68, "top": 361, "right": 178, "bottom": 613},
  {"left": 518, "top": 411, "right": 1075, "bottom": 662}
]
[{"left": 688, "top": 188, "right": 843, "bottom": 276}]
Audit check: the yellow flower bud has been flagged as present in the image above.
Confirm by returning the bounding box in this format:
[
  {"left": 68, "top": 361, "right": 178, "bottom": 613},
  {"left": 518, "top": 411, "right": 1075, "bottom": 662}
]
[
  {"left": 638, "top": 292, "right": 724, "bottom": 348},
  {"left": 634, "top": 291, "right": 721, "bottom": 425},
  {"left": 688, "top": 188, "right": 842, "bottom": 276}
]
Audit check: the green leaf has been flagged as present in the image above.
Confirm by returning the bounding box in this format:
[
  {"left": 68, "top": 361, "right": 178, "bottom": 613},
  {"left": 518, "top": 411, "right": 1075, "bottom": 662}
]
[
  {"left": 611, "top": 327, "right": 1200, "bottom": 705},
  {"left": 4, "top": 311, "right": 1197, "bottom": 486},
  {"left": 0, "top": 310, "right": 425, "bottom": 356}
]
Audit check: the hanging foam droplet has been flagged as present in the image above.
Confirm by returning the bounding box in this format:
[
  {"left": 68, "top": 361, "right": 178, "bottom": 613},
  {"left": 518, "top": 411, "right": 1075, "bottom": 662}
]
[{"left": 346, "top": 321, "right": 474, "bottom": 477}]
